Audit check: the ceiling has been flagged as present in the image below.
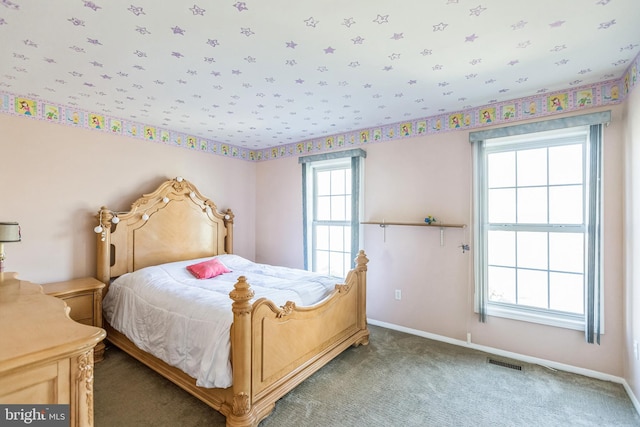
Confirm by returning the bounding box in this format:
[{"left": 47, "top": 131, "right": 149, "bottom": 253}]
[{"left": 1, "top": 0, "right": 639, "bottom": 151}]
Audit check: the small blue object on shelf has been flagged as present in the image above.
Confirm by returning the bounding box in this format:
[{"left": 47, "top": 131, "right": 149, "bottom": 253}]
[{"left": 424, "top": 216, "right": 437, "bottom": 225}]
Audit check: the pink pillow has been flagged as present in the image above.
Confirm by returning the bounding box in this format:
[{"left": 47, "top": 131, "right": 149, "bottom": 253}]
[{"left": 186, "top": 258, "right": 231, "bottom": 279}]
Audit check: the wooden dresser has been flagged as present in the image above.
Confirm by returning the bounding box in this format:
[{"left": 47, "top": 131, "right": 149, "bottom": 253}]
[{"left": 0, "top": 272, "right": 106, "bottom": 427}]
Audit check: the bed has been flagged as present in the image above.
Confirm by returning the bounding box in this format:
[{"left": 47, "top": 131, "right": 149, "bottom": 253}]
[{"left": 94, "top": 177, "right": 369, "bottom": 427}]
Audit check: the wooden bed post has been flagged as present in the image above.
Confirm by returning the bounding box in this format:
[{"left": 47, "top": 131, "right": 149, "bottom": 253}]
[
  {"left": 228, "top": 276, "right": 255, "bottom": 426},
  {"left": 95, "top": 207, "right": 113, "bottom": 286},
  {"left": 224, "top": 209, "right": 234, "bottom": 254},
  {"left": 355, "top": 249, "right": 369, "bottom": 342}
]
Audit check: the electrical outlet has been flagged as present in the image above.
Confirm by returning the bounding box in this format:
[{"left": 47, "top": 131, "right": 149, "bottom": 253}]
[
  {"left": 395, "top": 289, "right": 401, "bottom": 300},
  {"left": 635, "top": 341, "right": 639, "bottom": 361}
]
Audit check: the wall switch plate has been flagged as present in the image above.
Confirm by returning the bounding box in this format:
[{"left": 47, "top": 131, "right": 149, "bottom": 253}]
[{"left": 395, "top": 289, "right": 401, "bottom": 300}]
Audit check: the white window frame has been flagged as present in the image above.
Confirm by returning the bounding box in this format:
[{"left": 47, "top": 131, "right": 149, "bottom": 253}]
[
  {"left": 306, "top": 158, "right": 352, "bottom": 277},
  {"left": 473, "top": 124, "right": 604, "bottom": 333},
  {"left": 300, "top": 149, "right": 365, "bottom": 278}
]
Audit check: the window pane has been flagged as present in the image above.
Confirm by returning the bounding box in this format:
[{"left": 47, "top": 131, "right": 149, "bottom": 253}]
[
  {"left": 330, "top": 169, "right": 348, "bottom": 195},
  {"left": 488, "top": 189, "right": 515, "bottom": 223},
  {"left": 517, "top": 231, "right": 547, "bottom": 270},
  {"left": 345, "top": 199, "right": 352, "bottom": 221},
  {"left": 316, "top": 225, "right": 329, "bottom": 250},
  {"left": 549, "top": 185, "right": 583, "bottom": 224},
  {"left": 488, "top": 230, "right": 515, "bottom": 267},
  {"left": 316, "top": 250, "right": 329, "bottom": 275},
  {"left": 517, "top": 148, "right": 547, "bottom": 187},
  {"left": 549, "top": 233, "right": 584, "bottom": 273},
  {"left": 344, "top": 252, "right": 352, "bottom": 272},
  {"left": 344, "top": 229, "right": 351, "bottom": 255},
  {"left": 517, "top": 269, "right": 548, "bottom": 309},
  {"left": 317, "top": 170, "right": 331, "bottom": 196},
  {"left": 316, "top": 196, "right": 331, "bottom": 220},
  {"left": 330, "top": 195, "right": 347, "bottom": 220},
  {"left": 329, "top": 226, "right": 345, "bottom": 251},
  {"left": 345, "top": 170, "right": 352, "bottom": 195},
  {"left": 550, "top": 272, "right": 584, "bottom": 314},
  {"left": 488, "top": 266, "right": 516, "bottom": 303},
  {"left": 517, "top": 187, "right": 547, "bottom": 223},
  {"left": 488, "top": 152, "right": 515, "bottom": 188},
  {"left": 329, "top": 251, "right": 345, "bottom": 277},
  {"left": 549, "top": 144, "right": 582, "bottom": 185}
]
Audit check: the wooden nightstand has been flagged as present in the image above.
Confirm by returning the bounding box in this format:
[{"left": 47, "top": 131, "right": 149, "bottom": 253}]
[{"left": 42, "top": 277, "right": 106, "bottom": 363}]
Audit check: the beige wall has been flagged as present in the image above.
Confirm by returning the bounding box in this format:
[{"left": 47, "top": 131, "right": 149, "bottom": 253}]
[
  {"left": 624, "top": 80, "right": 640, "bottom": 398},
  {"left": 254, "top": 156, "right": 304, "bottom": 268},
  {"left": 0, "top": 115, "right": 256, "bottom": 283},
  {"left": 0, "top": 99, "right": 632, "bottom": 380},
  {"left": 361, "top": 133, "right": 471, "bottom": 340},
  {"left": 255, "top": 105, "right": 626, "bottom": 377}
]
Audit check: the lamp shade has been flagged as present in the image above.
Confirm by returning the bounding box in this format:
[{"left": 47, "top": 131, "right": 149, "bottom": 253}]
[{"left": 0, "top": 222, "right": 21, "bottom": 242}]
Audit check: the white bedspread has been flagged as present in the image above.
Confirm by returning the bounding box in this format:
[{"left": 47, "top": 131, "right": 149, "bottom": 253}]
[{"left": 102, "top": 254, "right": 342, "bottom": 388}]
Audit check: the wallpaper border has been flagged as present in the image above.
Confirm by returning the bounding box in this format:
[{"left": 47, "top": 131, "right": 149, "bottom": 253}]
[{"left": 2, "top": 53, "right": 637, "bottom": 162}]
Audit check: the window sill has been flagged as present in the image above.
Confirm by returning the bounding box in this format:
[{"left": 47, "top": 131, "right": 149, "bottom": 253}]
[{"left": 487, "top": 304, "right": 585, "bottom": 331}]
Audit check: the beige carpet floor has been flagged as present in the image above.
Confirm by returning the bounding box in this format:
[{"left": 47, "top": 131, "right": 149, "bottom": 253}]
[{"left": 94, "top": 325, "right": 640, "bottom": 426}]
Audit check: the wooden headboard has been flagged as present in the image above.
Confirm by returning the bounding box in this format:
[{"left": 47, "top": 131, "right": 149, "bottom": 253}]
[{"left": 95, "top": 177, "right": 234, "bottom": 286}]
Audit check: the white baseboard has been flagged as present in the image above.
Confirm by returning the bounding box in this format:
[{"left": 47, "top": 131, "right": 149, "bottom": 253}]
[
  {"left": 623, "top": 381, "right": 640, "bottom": 416},
  {"left": 367, "top": 318, "right": 640, "bottom": 416}
]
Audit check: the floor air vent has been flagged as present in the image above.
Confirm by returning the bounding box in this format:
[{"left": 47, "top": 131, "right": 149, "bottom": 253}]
[{"left": 487, "top": 358, "right": 523, "bottom": 371}]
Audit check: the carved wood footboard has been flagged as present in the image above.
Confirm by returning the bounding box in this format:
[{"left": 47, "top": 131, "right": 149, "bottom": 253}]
[{"left": 226, "top": 250, "right": 369, "bottom": 426}]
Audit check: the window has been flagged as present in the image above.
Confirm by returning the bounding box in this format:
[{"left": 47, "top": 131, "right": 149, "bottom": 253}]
[
  {"left": 471, "top": 112, "right": 608, "bottom": 343},
  {"left": 300, "top": 150, "right": 365, "bottom": 278}
]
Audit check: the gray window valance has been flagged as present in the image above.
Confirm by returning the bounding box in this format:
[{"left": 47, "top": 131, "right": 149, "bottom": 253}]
[
  {"left": 468, "top": 111, "right": 611, "bottom": 143},
  {"left": 298, "top": 148, "right": 367, "bottom": 164}
]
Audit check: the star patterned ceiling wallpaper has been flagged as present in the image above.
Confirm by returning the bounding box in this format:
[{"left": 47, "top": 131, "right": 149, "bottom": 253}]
[{"left": 1, "top": 0, "right": 639, "bottom": 159}]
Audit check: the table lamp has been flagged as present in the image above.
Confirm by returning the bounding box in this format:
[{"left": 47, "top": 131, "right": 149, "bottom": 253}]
[{"left": 0, "top": 222, "right": 21, "bottom": 272}]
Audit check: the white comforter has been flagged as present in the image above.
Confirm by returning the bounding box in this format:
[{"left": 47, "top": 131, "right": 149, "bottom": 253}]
[{"left": 102, "top": 254, "right": 342, "bottom": 388}]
